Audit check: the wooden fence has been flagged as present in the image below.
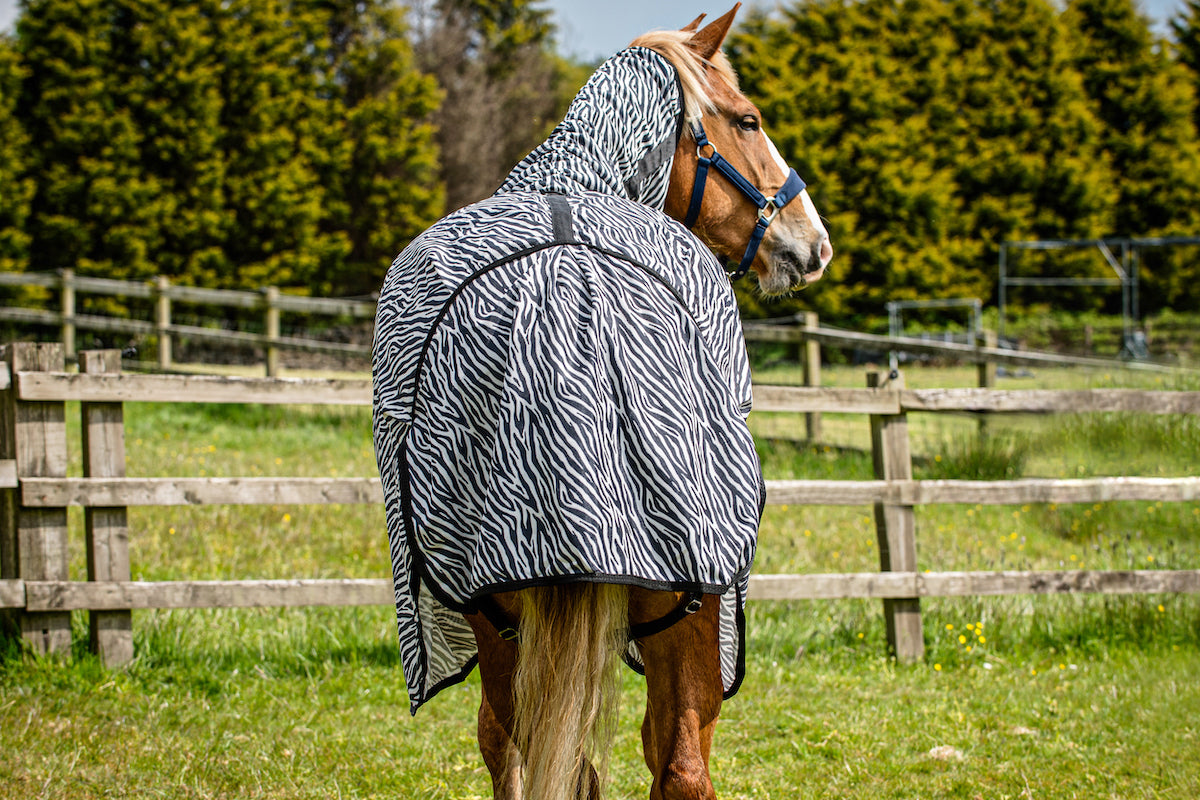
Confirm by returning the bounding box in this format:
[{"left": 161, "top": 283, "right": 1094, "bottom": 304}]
[
  {"left": 0, "top": 270, "right": 375, "bottom": 376},
  {"left": 2, "top": 341, "right": 1198, "bottom": 667},
  {"left": 1, "top": 271, "right": 1186, "bottom": 382}
]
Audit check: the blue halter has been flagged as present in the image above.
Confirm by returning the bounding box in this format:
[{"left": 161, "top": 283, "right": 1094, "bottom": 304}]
[{"left": 681, "top": 121, "right": 807, "bottom": 280}]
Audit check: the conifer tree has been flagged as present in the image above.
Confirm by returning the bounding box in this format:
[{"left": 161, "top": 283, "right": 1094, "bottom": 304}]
[
  {"left": 1067, "top": 0, "right": 1200, "bottom": 309},
  {"left": 0, "top": 34, "right": 32, "bottom": 273},
  {"left": 1172, "top": 0, "right": 1200, "bottom": 86},
  {"left": 17, "top": 0, "right": 148, "bottom": 278},
  {"left": 310, "top": 0, "right": 443, "bottom": 297},
  {"left": 730, "top": 0, "right": 1112, "bottom": 320},
  {"left": 14, "top": 0, "right": 442, "bottom": 296}
]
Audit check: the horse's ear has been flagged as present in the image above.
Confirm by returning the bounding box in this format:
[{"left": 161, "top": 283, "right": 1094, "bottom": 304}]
[
  {"left": 680, "top": 14, "right": 706, "bottom": 33},
  {"left": 686, "top": 4, "right": 740, "bottom": 60}
]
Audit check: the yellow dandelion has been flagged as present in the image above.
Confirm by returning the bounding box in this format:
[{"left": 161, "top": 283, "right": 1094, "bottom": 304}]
[
  {"left": 857, "top": 632, "right": 864, "bottom": 639},
  {"left": 1147, "top": 555, "right": 1155, "bottom": 563},
  {"left": 781, "top": 504, "right": 789, "bottom": 512},
  {"left": 978, "top": 635, "right": 987, "bottom": 644},
  {"left": 934, "top": 663, "right": 942, "bottom": 672},
  {"left": 283, "top": 513, "right": 292, "bottom": 523},
  {"left": 804, "top": 529, "right": 812, "bottom": 537},
  {"left": 945, "top": 624, "right": 954, "bottom": 631},
  {"left": 934, "top": 454, "right": 942, "bottom": 462},
  {"left": 959, "top": 635, "right": 967, "bottom": 644},
  {"left": 1157, "top": 604, "right": 1165, "bottom": 613},
  {"left": 168, "top": 527, "right": 176, "bottom": 535}
]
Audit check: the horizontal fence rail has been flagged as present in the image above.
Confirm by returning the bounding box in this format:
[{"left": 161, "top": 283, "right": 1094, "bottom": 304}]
[
  {"left": 17, "top": 370, "right": 1200, "bottom": 413},
  {"left": 7, "top": 569, "right": 1199, "bottom": 614},
  {"left": 3, "top": 270, "right": 1191, "bottom": 380},
  {"left": 18, "top": 475, "right": 1200, "bottom": 509},
  {"left": 1, "top": 343, "right": 1197, "bottom": 667}
]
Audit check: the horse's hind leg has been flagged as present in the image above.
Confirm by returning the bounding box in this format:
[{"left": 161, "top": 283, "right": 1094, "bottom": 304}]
[
  {"left": 468, "top": 590, "right": 607, "bottom": 800},
  {"left": 467, "top": 598, "right": 524, "bottom": 800},
  {"left": 632, "top": 589, "right": 724, "bottom": 800}
]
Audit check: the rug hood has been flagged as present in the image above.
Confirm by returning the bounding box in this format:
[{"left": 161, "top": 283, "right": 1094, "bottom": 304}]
[{"left": 496, "top": 47, "right": 685, "bottom": 209}]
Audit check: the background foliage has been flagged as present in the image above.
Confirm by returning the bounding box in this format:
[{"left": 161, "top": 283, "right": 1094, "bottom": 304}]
[
  {"left": 1, "top": 0, "right": 1200, "bottom": 325},
  {"left": 729, "top": 0, "right": 1200, "bottom": 323}
]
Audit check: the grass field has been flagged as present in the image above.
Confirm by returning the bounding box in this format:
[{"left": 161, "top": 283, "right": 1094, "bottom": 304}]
[{"left": 2, "top": 360, "right": 1198, "bottom": 798}]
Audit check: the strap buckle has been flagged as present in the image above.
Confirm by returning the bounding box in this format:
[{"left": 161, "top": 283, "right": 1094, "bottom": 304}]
[{"left": 758, "top": 197, "right": 782, "bottom": 225}]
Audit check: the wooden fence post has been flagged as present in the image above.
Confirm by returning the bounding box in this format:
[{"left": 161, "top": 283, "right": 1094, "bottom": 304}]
[
  {"left": 0, "top": 342, "right": 71, "bottom": 655},
  {"left": 60, "top": 269, "right": 76, "bottom": 360},
  {"left": 977, "top": 329, "right": 997, "bottom": 434},
  {"left": 977, "top": 329, "right": 997, "bottom": 389},
  {"left": 801, "top": 312, "right": 822, "bottom": 443},
  {"left": 264, "top": 286, "right": 280, "bottom": 378},
  {"left": 154, "top": 276, "right": 172, "bottom": 371},
  {"left": 867, "top": 370, "right": 924, "bottom": 662},
  {"left": 81, "top": 350, "right": 133, "bottom": 666}
]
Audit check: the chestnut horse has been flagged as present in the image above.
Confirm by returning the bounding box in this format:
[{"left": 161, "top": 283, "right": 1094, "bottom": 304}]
[{"left": 462, "top": 7, "right": 831, "bottom": 800}]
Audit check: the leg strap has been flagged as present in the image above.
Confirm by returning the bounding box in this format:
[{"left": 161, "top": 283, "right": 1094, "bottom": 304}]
[
  {"left": 629, "top": 591, "right": 704, "bottom": 640},
  {"left": 476, "top": 596, "right": 521, "bottom": 642}
]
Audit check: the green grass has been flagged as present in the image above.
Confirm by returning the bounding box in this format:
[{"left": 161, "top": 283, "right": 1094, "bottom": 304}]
[{"left": 2, "top": 361, "right": 1199, "bottom": 798}]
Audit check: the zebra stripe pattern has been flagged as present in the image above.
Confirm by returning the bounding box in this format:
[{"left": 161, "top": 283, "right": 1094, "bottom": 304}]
[{"left": 373, "top": 48, "right": 764, "bottom": 714}]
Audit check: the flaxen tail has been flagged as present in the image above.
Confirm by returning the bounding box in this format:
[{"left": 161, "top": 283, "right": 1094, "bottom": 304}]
[{"left": 512, "top": 582, "right": 628, "bottom": 800}]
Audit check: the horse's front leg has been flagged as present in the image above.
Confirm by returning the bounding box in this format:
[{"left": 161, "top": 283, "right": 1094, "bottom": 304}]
[
  {"left": 632, "top": 590, "right": 723, "bottom": 800},
  {"left": 467, "top": 599, "right": 524, "bottom": 800}
]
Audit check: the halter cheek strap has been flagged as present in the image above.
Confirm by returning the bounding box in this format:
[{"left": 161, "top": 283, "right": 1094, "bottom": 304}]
[{"left": 682, "top": 121, "right": 807, "bottom": 280}]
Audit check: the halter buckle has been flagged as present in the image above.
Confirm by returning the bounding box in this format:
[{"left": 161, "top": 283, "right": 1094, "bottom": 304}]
[{"left": 758, "top": 197, "right": 782, "bottom": 225}]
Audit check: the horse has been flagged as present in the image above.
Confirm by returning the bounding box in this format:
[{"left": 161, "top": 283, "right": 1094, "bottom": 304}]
[{"left": 371, "top": 6, "right": 831, "bottom": 800}]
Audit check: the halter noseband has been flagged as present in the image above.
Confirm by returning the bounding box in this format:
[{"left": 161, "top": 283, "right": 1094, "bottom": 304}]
[{"left": 681, "top": 121, "right": 807, "bottom": 281}]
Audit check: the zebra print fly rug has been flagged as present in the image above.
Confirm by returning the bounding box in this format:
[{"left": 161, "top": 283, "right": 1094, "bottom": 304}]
[{"left": 373, "top": 47, "right": 764, "bottom": 714}]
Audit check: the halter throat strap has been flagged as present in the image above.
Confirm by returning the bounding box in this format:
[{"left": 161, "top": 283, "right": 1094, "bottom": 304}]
[{"left": 682, "top": 121, "right": 807, "bottom": 280}]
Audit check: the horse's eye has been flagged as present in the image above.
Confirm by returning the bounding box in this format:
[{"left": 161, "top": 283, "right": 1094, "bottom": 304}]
[{"left": 737, "top": 115, "right": 760, "bottom": 132}]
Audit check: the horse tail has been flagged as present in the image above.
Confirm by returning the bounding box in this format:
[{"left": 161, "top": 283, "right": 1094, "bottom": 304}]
[{"left": 512, "top": 582, "right": 628, "bottom": 800}]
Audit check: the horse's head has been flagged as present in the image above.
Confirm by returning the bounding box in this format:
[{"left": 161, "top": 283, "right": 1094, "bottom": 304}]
[{"left": 634, "top": 6, "right": 832, "bottom": 295}]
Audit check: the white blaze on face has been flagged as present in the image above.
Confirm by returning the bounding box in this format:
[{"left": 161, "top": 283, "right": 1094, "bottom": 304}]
[{"left": 761, "top": 128, "right": 832, "bottom": 269}]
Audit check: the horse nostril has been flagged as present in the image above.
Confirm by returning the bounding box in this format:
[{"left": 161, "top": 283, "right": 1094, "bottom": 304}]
[
  {"left": 820, "top": 238, "right": 833, "bottom": 267},
  {"left": 811, "top": 238, "right": 833, "bottom": 270}
]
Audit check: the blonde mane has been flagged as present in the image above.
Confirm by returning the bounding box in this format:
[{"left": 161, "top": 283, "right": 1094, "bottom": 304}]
[{"left": 628, "top": 29, "right": 741, "bottom": 126}]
